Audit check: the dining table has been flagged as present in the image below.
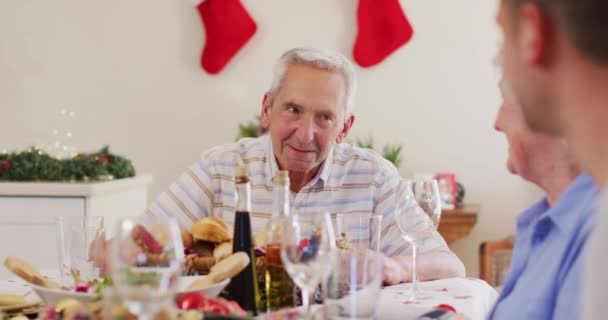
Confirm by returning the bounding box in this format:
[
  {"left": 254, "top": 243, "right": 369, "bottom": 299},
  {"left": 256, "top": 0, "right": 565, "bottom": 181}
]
[
  {"left": 0, "top": 270, "right": 497, "bottom": 320},
  {"left": 376, "top": 277, "right": 498, "bottom": 319}
]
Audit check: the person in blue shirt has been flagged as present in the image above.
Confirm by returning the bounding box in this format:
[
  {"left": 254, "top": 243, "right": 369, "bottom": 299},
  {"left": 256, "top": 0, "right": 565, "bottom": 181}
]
[{"left": 488, "top": 79, "right": 598, "bottom": 320}]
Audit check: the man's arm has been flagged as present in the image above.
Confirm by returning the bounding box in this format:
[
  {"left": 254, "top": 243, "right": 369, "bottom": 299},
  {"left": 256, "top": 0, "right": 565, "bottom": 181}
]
[
  {"left": 145, "top": 157, "right": 217, "bottom": 229},
  {"left": 383, "top": 247, "right": 466, "bottom": 285},
  {"left": 373, "top": 173, "right": 465, "bottom": 285}
]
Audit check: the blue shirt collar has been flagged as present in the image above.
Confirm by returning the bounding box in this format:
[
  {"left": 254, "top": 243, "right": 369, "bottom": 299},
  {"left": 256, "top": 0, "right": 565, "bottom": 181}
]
[
  {"left": 547, "top": 172, "right": 598, "bottom": 233},
  {"left": 517, "top": 172, "right": 598, "bottom": 235}
]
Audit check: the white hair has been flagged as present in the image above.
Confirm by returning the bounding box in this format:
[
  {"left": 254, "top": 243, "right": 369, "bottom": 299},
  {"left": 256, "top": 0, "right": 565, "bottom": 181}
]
[{"left": 268, "top": 47, "right": 358, "bottom": 116}]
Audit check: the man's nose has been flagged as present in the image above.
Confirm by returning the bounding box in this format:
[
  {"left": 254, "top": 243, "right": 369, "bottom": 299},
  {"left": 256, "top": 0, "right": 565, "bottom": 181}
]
[
  {"left": 294, "top": 115, "right": 315, "bottom": 144},
  {"left": 494, "top": 102, "right": 506, "bottom": 132}
]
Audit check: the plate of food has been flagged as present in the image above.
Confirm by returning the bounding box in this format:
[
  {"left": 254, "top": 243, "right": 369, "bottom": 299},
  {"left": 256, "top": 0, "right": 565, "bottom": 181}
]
[
  {"left": 4, "top": 216, "right": 250, "bottom": 307},
  {"left": 3, "top": 256, "right": 105, "bottom": 305},
  {"left": 30, "top": 284, "right": 97, "bottom": 305}
]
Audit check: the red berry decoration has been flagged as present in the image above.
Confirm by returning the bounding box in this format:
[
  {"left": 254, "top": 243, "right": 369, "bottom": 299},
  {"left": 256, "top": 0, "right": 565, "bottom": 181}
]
[
  {"left": 177, "top": 292, "right": 206, "bottom": 310},
  {"left": 74, "top": 283, "right": 93, "bottom": 293},
  {"left": 43, "top": 305, "right": 58, "bottom": 320},
  {"left": 436, "top": 304, "right": 456, "bottom": 312},
  {"left": 2, "top": 161, "right": 10, "bottom": 170},
  {"left": 204, "top": 298, "right": 231, "bottom": 315}
]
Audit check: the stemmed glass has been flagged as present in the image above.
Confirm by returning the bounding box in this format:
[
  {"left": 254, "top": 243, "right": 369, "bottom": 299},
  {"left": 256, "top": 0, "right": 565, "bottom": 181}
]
[
  {"left": 57, "top": 215, "right": 105, "bottom": 286},
  {"left": 111, "top": 217, "right": 184, "bottom": 320},
  {"left": 394, "top": 179, "right": 442, "bottom": 301},
  {"left": 281, "top": 212, "right": 336, "bottom": 318},
  {"left": 412, "top": 179, "right": 442, "bottom": 227}
]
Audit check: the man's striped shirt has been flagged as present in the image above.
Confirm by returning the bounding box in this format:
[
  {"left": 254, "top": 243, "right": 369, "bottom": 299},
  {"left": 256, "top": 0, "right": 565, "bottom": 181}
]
[{"left": 146, "top": 135, "right": 446, "bottom": 256}]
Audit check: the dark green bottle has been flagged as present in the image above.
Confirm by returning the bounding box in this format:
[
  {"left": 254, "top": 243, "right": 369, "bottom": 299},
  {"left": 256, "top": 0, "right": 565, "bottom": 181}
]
[{"left": 219, "top": 166, "right": 260, "bottom": 315}]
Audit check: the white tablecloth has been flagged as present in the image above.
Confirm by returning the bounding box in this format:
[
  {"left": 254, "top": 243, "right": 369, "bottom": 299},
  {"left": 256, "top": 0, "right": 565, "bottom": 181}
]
[
  {"left": 378, "top": 277, "right": 498, "bottom": 320},
  {"left": 0, "top": 274, "right": 497, "bottom": 320}
]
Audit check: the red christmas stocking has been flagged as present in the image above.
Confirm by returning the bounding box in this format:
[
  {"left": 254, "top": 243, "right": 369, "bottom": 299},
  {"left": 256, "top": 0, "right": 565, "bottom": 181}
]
[
  {"left": 353, "top": 0, "right": 414, "bottom": 68},
  {"left": 194, "top": 0, "right": 257, "bottom": 74}
]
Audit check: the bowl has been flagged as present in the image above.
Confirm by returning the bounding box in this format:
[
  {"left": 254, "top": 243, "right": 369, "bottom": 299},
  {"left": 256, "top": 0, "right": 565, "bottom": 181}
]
[{"left": 176, "top": 276, "right": 230, "bottom": 299}]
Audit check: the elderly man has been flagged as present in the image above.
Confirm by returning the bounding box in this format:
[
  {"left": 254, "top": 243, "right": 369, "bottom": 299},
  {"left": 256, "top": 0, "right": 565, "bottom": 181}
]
[
  {"left": 488, "top": 80, "right": 598, "bottom": 319},
  {"left": 146, "top": 47, "right": 464, "bottom": 285},
  {"left": 496, "top": 0, "right": 608, "bottom": 317}
]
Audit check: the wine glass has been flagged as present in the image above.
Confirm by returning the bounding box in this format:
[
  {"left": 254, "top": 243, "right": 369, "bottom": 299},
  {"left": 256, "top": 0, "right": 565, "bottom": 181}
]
[
  {"left": 412, "top": 179, "right": 442, "bottom": 227},
  {"left": 394, "top": 179, "right": 442, "bottom": 301},
  {"left": 111, "top": 217, "right": 184, "bottom": 320},
  {"left": 281, "top": 212, "right": 336, "bottom": 317},
  {"left": 325, "top": 213, "right": 383, "bottom": 319}
]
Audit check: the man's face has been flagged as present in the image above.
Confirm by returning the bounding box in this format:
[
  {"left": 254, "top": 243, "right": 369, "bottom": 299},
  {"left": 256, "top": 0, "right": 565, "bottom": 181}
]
[
  {"left": 494, "top": 84, "right": 531, "bottom": 176},
  {"left": 261, "top": 63, "right": 353, "bottom": 174},
  {"left": 497, "top": 0, "right": 561, "bottom": 135},
  {"left": 494, "top": 80, "right": 553, "bottom": 179}
]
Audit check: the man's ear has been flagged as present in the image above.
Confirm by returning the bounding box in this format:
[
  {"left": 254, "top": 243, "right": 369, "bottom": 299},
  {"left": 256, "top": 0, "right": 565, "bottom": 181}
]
[
  {"left": 519, "top": 3, "right": 555, "bottom": 66},
  {"left": 336, "top": 114, "right": 355, "bottom": 144},
  {"left": 261, "top": 92, "right": 272, "bottom": 129}
]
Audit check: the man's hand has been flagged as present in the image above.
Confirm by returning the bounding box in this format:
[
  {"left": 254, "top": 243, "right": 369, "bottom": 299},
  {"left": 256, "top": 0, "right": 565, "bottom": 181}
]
[
  {"left": 89, "top": 231, "right": 111, "bottom": 275},
  {"left": 382, "top": 256, "right": 407, "bottom": 286},
  {"left": 335, "top": 249, "right": 410, "bottom": 286}
]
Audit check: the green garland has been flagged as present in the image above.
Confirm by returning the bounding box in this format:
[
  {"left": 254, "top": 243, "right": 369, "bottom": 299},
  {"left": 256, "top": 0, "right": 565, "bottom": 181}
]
[{"left": 0, "top": 146, "right": 135, "bottom": 182}]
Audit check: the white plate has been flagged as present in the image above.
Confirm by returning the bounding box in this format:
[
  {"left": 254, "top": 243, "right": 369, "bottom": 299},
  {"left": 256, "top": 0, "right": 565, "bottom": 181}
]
[
  {"left": 176, "top": 276, "right": 229, "bottom": 299},
  {"left": 30, "top": 276, "right": 229, "bottom": 305},
  {"left": 31, "top": 285, "right": 97, "bottom": 305}
]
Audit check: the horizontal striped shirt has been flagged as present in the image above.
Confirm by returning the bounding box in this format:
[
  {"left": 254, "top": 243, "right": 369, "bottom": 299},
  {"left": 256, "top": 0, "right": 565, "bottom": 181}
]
[{"left": 146, "top": 135, "right": 446, "bottom": 256}]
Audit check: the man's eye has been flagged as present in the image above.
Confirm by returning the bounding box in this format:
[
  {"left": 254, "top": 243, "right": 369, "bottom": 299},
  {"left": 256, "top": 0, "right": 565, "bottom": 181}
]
[{"left": 317, "top": 114, "right": 333, "bottom": 122}]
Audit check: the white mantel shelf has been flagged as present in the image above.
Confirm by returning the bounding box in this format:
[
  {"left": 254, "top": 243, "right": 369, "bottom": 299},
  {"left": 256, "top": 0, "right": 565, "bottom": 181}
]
[
  {"left": 0, "top": 174, "right": 153, "bottom": 279},
  {"left": 0, "top": 174, "right": 153, "bottom": 197}
]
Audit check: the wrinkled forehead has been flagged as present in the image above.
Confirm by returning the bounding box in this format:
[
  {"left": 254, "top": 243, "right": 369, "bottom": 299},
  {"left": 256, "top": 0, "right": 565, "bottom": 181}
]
[{"left": 278, "top": 65, "right": 347, "bottom": 108}]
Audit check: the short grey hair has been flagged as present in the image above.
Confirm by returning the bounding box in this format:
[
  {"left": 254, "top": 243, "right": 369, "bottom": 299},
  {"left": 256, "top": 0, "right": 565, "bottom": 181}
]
[{"left": 268, "top": 47, "right": 358, "bottom": 116}]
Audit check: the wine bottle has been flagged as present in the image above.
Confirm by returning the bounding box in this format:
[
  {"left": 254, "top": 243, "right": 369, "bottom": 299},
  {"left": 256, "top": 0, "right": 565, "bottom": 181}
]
[
  {"left": 264, "top": 170, "right": 296, "bottom": 310},
  {"left": 219, "top": 166, "right": 260, "bottom": 315}
]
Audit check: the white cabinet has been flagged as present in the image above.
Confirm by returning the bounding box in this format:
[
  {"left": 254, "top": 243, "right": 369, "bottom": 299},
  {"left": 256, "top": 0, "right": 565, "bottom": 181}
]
[{"left": 0, "top": 175, "right": 152, "bottom": 279}]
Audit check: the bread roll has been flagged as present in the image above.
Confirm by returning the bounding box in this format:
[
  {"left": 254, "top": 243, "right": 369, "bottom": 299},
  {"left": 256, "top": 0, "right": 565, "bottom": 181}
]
[
  {"left": 186, "top": 276, "right": 216, "bottom": 290},
  {"left": 207, "top": 216, "right": 229, "bottom": 230},
  {"left": 213, "top": 242, "right": 233, "bottom": 261},
  {"left": 0, "top": 294, "right": 26, "bottom": 306},
  {"left": 191, "top": 217, "right": 232, "bottom": 243},
  {"left": 184, "top": 254, "right": 217, "bottom": 276},
  {"left": 190, "top": 241, "right": 215, "bottom": 257},
  {"left": 4, "top": 256, "right": 61, "bottom": 289},
  {"left": 4, "top": 256, "right": 39, "bottom": 284},
  {"left": 208, "top": 252, "right": 250, "bottom": 283},
  {"left": 181, "top": 230, "right": 194, "bottom": 248}
]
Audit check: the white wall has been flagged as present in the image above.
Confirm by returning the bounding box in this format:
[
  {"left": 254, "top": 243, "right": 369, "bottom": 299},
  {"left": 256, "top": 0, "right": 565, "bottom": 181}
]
[{"left": 0, "top": 0, "right": 542, "bottom": 276}]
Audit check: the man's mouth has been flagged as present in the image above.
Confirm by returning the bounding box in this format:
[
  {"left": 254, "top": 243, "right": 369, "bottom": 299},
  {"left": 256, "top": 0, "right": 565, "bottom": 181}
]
[{"left": 286, "top": 144, "right": 316, "bottom": 153}]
